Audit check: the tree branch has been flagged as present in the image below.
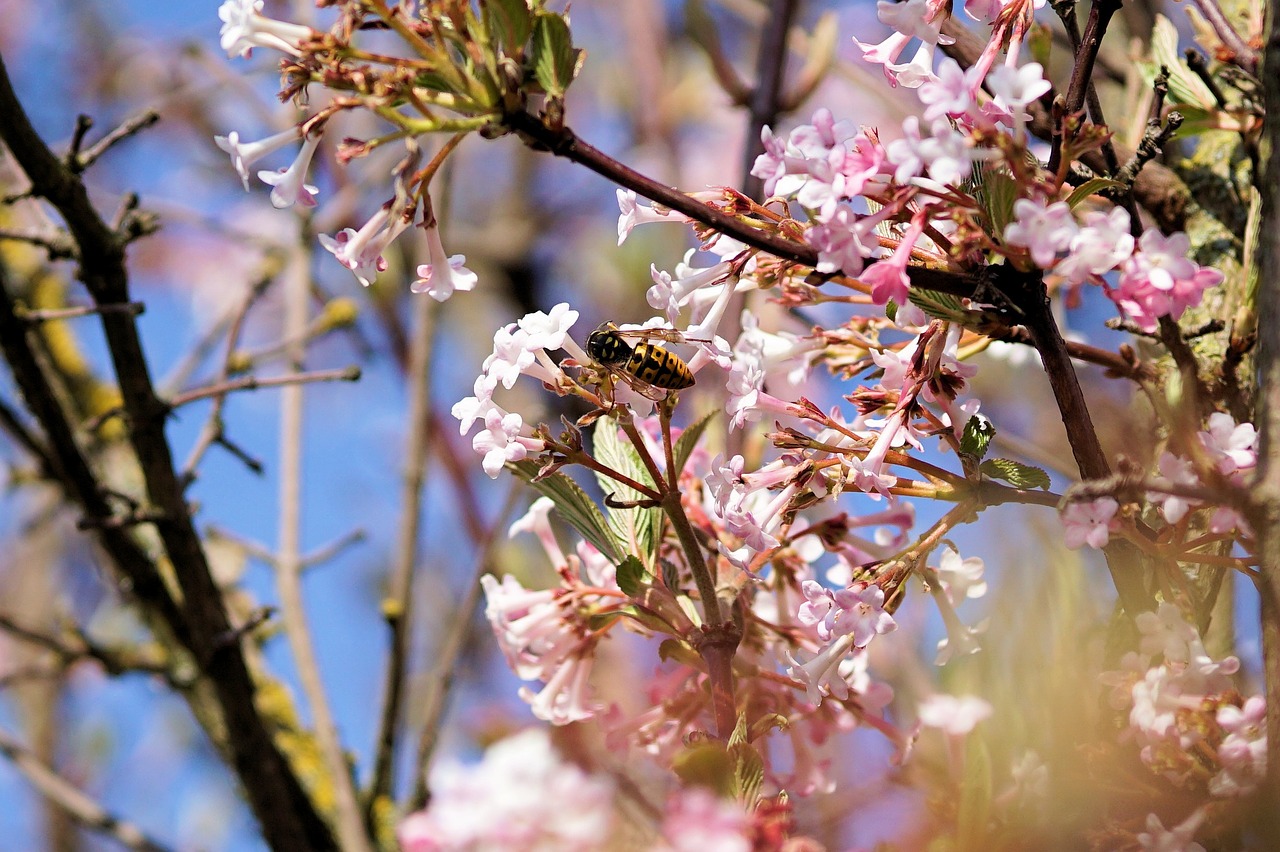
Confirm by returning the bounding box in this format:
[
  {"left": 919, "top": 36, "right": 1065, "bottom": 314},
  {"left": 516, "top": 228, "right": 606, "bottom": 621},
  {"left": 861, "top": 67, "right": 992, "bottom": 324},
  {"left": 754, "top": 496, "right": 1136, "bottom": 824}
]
[{"left": 0, "top": 51, "right": 337, "bottom": 852}]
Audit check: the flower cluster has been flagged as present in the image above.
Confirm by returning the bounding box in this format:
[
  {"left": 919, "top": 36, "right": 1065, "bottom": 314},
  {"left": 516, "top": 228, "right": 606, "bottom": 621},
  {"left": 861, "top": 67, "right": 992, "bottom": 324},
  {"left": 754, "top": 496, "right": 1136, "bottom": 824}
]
[{"left": 1102, "top": 603, "right": 1266, "bottom": 806}]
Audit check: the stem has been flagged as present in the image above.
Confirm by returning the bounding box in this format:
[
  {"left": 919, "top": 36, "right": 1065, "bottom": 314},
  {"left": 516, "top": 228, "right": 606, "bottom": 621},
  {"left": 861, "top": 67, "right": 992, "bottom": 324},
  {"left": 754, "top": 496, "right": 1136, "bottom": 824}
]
[
  {"left": 1011, "top": 268, "right": 1153, "bottom": 616},
  {"left": 410, "top": 489, "right": 520, "bottom": 809},
  {"left": 368, "top": 268, "right": 438, "bottom": 814},
  {"left": 741, "top": 0, "right": 800, "bottom": 202},
  {"left": 274, "top": 246, "right": 372, "bottom": 852}
]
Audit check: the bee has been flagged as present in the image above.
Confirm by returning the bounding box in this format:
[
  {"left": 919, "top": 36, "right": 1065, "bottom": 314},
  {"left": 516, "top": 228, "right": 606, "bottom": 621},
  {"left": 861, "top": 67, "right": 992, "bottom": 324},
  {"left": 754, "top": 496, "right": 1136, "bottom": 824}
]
[{"left": 585, "top": 322, "right": 696, "bottom": 398}]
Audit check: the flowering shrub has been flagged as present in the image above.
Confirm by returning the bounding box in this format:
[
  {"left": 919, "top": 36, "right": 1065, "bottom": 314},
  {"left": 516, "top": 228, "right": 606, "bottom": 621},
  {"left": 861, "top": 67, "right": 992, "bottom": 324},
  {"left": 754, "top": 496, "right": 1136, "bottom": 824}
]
[
  {"left": 205, "top": 0, "right": 1270, "bottom": 848},
  {"left": 0, "top": 0, "right": 1271, "bottom": 849}
]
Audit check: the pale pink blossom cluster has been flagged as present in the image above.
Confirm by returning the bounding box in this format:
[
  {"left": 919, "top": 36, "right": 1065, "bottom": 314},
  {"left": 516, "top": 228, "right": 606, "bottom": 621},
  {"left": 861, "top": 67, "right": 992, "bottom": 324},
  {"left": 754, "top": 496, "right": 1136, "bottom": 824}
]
[
  {"left": 397, "top": 728, "right": 615, "bottom": 851},
  {"left": 1149, "top": 412, "right": 1257, "bottom": 533},
  {"left": 1101, "top": 603, "right": 1265, "bottom": 808},
  {"left": 214, "top": 0, "right": 479, "bottom": 296}
]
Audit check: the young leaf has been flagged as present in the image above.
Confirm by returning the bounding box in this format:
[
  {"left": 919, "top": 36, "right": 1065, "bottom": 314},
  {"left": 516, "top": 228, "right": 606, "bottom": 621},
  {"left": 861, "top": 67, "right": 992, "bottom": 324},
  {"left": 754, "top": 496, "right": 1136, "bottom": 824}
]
[
  {"left": 1066, "top": 177, "right": 1126, "bottom": 209},
  {"left": 672, "top": 409, "right": 718, "bottom": 476},
  {"left": 979, "top": 458, "right": 1051, "bottom": 490},
  {"left": 485, "top": 0, "right": 533, "bottom": 56},
  {"left": 507, "top": 460, "right": 621, "bottom": 562},
  {"left": 960, "top": 414, "right": 996, "bottom": 460},
  {"left": 593, "top": 422, "right": 662, "bottom": 567},
  {"left": 531, "top": 12, "right": 578, "bottom": 97},
  {"left": 615, "top": 554, "right": 647, "bottom": 597}
]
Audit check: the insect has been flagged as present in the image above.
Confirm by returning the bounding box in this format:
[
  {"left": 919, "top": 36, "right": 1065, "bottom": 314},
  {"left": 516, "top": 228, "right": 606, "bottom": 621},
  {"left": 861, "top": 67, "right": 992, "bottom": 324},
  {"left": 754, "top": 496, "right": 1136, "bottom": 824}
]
[{"left": 585, "top": 322, "right": 696, "bottom": 398}]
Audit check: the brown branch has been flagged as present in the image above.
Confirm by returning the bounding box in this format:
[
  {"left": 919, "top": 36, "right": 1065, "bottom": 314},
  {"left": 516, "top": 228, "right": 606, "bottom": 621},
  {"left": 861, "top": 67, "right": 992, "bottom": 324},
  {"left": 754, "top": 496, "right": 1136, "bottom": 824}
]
[
  {"left": 999, "top": 266, "right": 1153, "bottom": 616},
  {"left": 0, "top": 51, "right": 337, "bottom": 852},
  {"left": 741, "top": 0, "right": 801, "bottom": 201},
  {"left": 501, "top": 109, "right": 984, "bottom": 298},
  {"left": 1190, "top": 0, "right": 1259, "bottom": 76},
  {"left": 15, "top": 301, "right": 145, "bottom": 323}
]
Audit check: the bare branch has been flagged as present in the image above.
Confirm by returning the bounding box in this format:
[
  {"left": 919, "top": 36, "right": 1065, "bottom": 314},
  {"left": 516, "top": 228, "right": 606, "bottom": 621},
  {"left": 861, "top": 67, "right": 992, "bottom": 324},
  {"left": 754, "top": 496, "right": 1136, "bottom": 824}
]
[{"left": 0, "top": 726, "right": 173, "bottom": 852}]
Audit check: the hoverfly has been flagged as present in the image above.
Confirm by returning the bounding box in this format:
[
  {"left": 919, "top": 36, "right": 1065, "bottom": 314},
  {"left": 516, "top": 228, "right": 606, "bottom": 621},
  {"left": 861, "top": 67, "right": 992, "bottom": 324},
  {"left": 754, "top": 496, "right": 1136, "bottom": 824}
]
[{"left": 585, "top": 322, "right": 696, "bottom": 399}]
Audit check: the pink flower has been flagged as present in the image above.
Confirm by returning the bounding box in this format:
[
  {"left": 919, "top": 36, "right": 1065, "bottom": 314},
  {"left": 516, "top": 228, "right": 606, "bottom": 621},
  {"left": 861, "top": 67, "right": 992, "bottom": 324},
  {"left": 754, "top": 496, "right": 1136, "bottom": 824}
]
[
  {"left": 397, "top": 729, "right": 613, "bottom": 851},
  {"left": 218, "top": 0, "right": 313, "bottom": 58},
  {"left": 797, "top": 580, "right": 897, "bottom": 646},
  {"left": 657, "top": 788, "right": 751, "bottom": 852},
  {"left": 1053, "top": 207, "right": 1134, "bottom": 285},
  {"left": 214, "top": 126, "right": 302, "bottom": 190},
  {"left": 616, "top": 189, "right": 679, "bottom": 245},
  {"left": 1060, "top": 497, "right": 1119, "bottom": 549},
  {"left": 411, "top": 224, "right": 477, "bottom": 301},
  {"left": 318, "top": 205, "right": 409, "bottom": 287},
  {"left": 256, "top": 132, "right": 322, "bottom": 209},
  {"left": 918, "top": 693, "right": 993, "bottom": 736},
  {"left": 1004, "top": 198, "right": 1078, "bottom": 268}
]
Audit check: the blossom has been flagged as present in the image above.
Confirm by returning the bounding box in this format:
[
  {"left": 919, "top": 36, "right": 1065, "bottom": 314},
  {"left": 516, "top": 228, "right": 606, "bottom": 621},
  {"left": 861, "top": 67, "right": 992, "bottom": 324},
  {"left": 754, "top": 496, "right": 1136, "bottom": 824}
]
[
  {"left": 1212, "top": 695, "right": 1266, "bottom": 796},
  {"left": 1135, "top": 809, "right": 1206, "bottom": 852},
  {"left": 918, "top": 693, "right": 993, "bottom": 736},
  {"left": 657, "top": 788, "right": 752, "bottom": 852},
  {"left": 256, "top": 132, "right": 322, "bottom": 209},
  {"left": 1109, "top": 231, "right": 1224, "bottom": 332},
  {"left": 397, "top": 728, "right": 614, "bottom": 851},
  {"left": 918, "top": 59, "right": 979, "bottom": 121},
  {"left": 806, "top": 205, "right": 879, "bottom": 277},
  {"left": 617, "top": 189, "right": 679, "bottom": 245},
  {"left": 1199, "top": 412, "right": 1257, "bottom": 480},
  {"left": 318, "top": 205, "right": 409, "bottom": 287},
  {"left": 935, "top": 545, "right": 986, "bottom": 601},
  {"left": 1060, "top": 497, "right": 1119, "bottom": 549},
  {"left": 452, "top": 373, "right": 498, "bottom": 435},
  {"left": 411, "top": 224, "right": 477, "bottom": 301},
  {"left": 214, "top": 126, "right": 302, "bottom": 190},
  {"left": 1003, "top": 199, "right": 1078, "bottom": 268},
  {"left": 473, "top": 406, "right": 535, "bottom": 477},
  {"left": 218, "top": 0, "right": 314, "bottom": 58},
  {"left": 796, "top": 580, "right": 897, "bottom": 646},
  {"left": 1052, "top": 207, "right": 1135, "bottom": 285},
  {"left": 986, "top": 62, "right": 1051, "bottom": 111}
]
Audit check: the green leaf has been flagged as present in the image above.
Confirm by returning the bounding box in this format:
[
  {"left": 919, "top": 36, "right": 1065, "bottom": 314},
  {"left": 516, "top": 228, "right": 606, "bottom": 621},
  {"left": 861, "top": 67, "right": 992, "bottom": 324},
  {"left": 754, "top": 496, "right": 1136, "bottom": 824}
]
[
  {"left": 592, "top": 422, "right": 662, "bottom": 567},
  {"left": 908, "top": 287, "right": 972, "bottom": 324},
  {"left": 507, "top": 460, "right": 621, "bottom": 562},
  {"left": 672, "top": 742, "right": 735, "bottom": 797},
  {"left": 960, "top": 414, "right": 995, "bottom": 460},
  {"left": 1145, "top": 15, "right": 1217, "bottom": 110},
  {"left": 486, "top": 0, "right": 534, "bottom": 56},
  {"left": 658, "top": 638, "right": 700, "bottom": 666},
  {"left": 672, "top": 410, "right": 718, "bottom": 476},
  {"left": 967, "top": 163, "right": 1020, "bottom": 238},
  {"left": 616, "top": 554, "right": 646, "bottom": 596},
  {"left": 730, "top": 739, "right": 765, "bottom": 806},
  {"left": 979, "top": 458, "right": 1051, "bottom": 490},
  {"left": 1065, "top": 177, "right": 1125, "bottom": 208},
  {"left": 531, "top": 12, "right": 578, "bottom": 97}
]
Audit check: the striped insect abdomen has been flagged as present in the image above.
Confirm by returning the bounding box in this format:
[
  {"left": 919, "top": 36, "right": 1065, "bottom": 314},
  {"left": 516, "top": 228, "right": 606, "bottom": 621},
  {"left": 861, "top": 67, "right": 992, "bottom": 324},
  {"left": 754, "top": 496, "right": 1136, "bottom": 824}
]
[{"left": 628, "top": 343, "right": 694, "bottom": 389}]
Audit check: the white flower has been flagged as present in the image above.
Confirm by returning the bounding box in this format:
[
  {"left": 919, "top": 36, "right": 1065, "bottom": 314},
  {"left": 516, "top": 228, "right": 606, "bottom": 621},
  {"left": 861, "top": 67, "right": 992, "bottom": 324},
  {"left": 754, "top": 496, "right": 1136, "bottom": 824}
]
[{"left": 411, "top": 224, "right": 477, "bottom": 301}]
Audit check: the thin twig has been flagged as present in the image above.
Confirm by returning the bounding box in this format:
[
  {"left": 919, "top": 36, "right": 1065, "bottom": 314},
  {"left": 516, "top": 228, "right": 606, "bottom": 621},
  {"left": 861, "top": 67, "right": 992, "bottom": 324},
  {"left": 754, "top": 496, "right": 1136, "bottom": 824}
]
[
  {"left": 273, "top": 245, "right": 373, "bottom": 852},
  {"left": 0, "top": 726, "right": 172, "bottom": 852},
  {"left": 0, "top": 228, "right": 77, "bottom": 259},
  {"left": 75, "top": 110, "right": 161, "bottom": 171},
  {"left": 410, "top": 488, "right": 521, "bottom": 809},
  {"left": 167, "top": 365, "right": 361, "bottom": 408},
  {"left": 1190, "top": 0, "right": 1259, "bottom": 76},
  {"left": 368, "top": 260, "right": 440, "bottom": 815},
  {"left": 15, "top": 301, "right": 145, "bottom": 323},
  {"left": 741, "top": 0, "right": 801, "bottom": 202}
]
